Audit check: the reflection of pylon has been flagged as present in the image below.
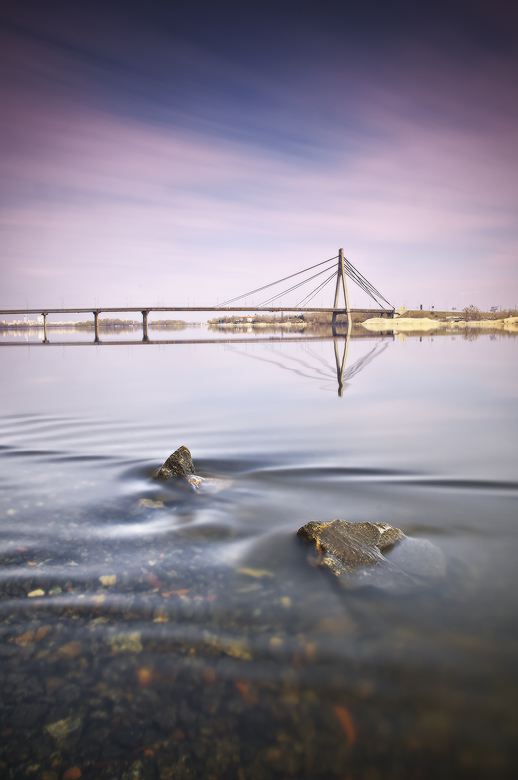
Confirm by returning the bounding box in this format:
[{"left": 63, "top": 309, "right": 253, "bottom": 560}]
[
  {"left": 334, "top": 330, "right": 350, "bottom": 397},
  {"left": 332, "top": 248, "right": 352, "bottom": 330}
]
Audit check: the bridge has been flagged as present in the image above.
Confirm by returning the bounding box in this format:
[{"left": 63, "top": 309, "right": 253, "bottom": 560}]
[{"left": 0, "top": 250, "right": 394, "bottom": 343}]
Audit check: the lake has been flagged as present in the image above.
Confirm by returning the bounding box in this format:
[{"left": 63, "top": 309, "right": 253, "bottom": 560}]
[{"left": 1, "top": 327, "right": 517, "bottom": 780}]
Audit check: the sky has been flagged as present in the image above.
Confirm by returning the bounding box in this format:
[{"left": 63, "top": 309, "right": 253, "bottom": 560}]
[{"left": 1, "top": 0, "right": 517, "bottom": 314}]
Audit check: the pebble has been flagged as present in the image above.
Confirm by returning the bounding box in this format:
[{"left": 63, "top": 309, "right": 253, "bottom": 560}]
[
  {"left": 45, "top": 715, "right": 83, "bottom": 741},
  {"left": 108, "top": 632, "right": 143, "bottom": 654},
  {"left": 56, "top": 641, "right": 83, "bottom": 660},
  {"left": 99, "top": 575, "right": 117, "bottom": 586},
  {"left": 62, "top": 767, "right": 82, "bottom": 780},
  {"left": 237, "top": 568, "right": 274, "bottom": 579}
]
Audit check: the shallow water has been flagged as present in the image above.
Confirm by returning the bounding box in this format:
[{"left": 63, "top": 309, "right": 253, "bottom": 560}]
[{"left": 0, "top": 330, "right": 517, "bottom": 779}]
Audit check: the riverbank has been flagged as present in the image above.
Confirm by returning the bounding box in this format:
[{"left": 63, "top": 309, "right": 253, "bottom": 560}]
[{"left": 362, "top": 316, "right": 518, "bottom": 332}]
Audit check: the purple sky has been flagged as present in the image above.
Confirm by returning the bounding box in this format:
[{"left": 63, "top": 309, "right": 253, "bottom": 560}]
[{"left": 1, "top": 0, "right": 517, "bottom": 313}]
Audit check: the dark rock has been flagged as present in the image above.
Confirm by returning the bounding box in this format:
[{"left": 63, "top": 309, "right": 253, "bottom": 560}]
[
  {"left": 121, "top": 756, "right": 158, "bottom": 780},
  {"left": 98, "top": 766, "right": 123, "bottom": 780},
  {"left": 11, "top": 702, "right": 48, "bottom": 728},
  {"left": 56, "top": 682, "right": 81, "bottom": 703},
  {"left": 0, "top": 644, "right": 19, "bottom": 658},
  {"left": 101, "top": 741, "right": 127, "bottom": 761},
  {"left": 83, "top": 725, "right": 110, "bottom": 745},
  {"left": 156, "top": 446, "right": 195, "bottom": 479},
  {"left": 113, "top": 724, "right": 144, "bottom": 748},
  {"left": 143, "top": 727, "right": 163, "bottom": 747},
  {"left": 77, "top": 741, "right": 102, "bottom": 765},
  {"left": 297, "top": 519, "right": 445, "bottom": 592},
  {"left": 0, "top": 736, "right": 32, "bottom": 766},
  {"left": 153, "top": 705, "right": 177, "bottom": 732}
]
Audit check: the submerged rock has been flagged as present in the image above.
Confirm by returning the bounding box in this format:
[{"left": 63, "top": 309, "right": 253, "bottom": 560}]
[{"left": 297, "top": 519, "right": 445, "bottom": 592}]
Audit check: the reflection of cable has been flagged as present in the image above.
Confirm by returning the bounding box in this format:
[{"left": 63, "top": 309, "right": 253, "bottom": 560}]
[
  {"left": 217, "top": 256, "right": 338, "bottom": 307},
  {"left": 230, "top": 337, "right": 389, "bottom": 392},
  {"left": 232, "top": 345, "right": 335, "bottom": 384},
  {"left": 304, "top": 344, "right": 336, "bottom": 372},
  {"left": 343, "top": 341, "right": 389, "bottom": 381}
]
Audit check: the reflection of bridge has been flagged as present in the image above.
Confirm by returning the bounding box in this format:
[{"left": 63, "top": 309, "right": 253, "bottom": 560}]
[
  {"left": 0, "top": 249, "right": 393, "bottom": 344},
  {"left": 0, "top": 331, "right": 391, "bottom": 397},
  {"left": 231, "top": 330, "right": 391, "bottom": 396}
]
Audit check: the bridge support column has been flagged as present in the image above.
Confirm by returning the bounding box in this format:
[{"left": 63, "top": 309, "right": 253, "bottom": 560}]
[
  {"left": 93, "top": 311, "right": 100, "bottom": 343},
  {"left": 142, "top": 310, "right": 149, "bottom": 341},
  {"left": 332, "top": 248, "right": 352, "bottom": 331},
  {"left": 42, "top": 313, "right": 48, "bottom": 343}
]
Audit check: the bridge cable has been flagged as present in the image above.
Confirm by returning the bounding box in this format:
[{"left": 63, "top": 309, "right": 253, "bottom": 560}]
[
  {"left": 255, "top": 264, "right": 339, "bottom": 307},
  {"left": 345, "top": 271, "right": 385, "bottom": 306},
  {"left": 343, "top": 260, "right": 381, "bottom": 298},
  {"left": 344, "top": 267, "right": 386, "bottom": 307},
  {"left": 343, "top": 266, "right": 380, "bottom": 303},
  {"left": 256, "top": 260, "right": 391, "bottom": 310},
  {"left": 254, "top": 264, "right": 337, "bottom": 306},
  {"left": 296, "top": 270, "right": 338, "bottom": 308},
  {"left": 344, "top": 258, "right": 393, "bottom": 308},
  {"left": 216, "top": 255, "right": 338, "bottom": 307}
]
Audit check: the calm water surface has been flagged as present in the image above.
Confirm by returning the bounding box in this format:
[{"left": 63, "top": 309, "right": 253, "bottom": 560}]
[{"left": 0, "top": 331, "right": 517, "bottom": 779}]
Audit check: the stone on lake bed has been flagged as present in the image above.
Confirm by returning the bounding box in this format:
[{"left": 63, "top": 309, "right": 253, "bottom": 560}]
[
  {"left": 107, "top": 631, "right": 143, "bottom": 654},
  {"left": 297, "top": 519, "right": 446, "bottom": 592},
  {"left": 44, "top": 714, "right": 83, "bottom": 741},
  {"left": 99, "top": 574, "right": 117, "bottom": 586}
]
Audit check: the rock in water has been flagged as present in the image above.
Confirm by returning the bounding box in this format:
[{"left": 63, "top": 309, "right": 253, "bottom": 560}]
[
  {"left": 156, "top": 446, "right": 195, "bottom": 479},
  {"left": 297, "top": 519, "right": 445, "bottom": 592},
  {"left": 298, "top": 520, "right": 404, "bottom": 574},
  {"left": 155, "top": 446, "right": 231, "bottom": 493}
]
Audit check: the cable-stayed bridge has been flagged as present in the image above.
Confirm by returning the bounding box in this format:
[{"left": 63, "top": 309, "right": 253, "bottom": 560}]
[
  {"left": 0, "top": 250, "right": 394, "bottom": 342},
  {"left": 1, "top": 251, "right": 394, "bottom": 396}
]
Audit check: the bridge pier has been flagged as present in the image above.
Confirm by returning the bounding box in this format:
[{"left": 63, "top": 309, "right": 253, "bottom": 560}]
[
  {"left": 93, "top": 311, "right": 100, "bottom": 343},
  {"left": 42, "top": 313, "right": 48, "bottom": 343},
  {"left": 332, "top": 249, "right": 352, "bottom": 332},
  {"left": 142, "top": 310, "right": 149, "bottom": 341}
]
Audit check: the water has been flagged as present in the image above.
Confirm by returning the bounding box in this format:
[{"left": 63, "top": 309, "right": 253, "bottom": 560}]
[{"left": 0, "top": 329, "right": 517, "bottom": 779}]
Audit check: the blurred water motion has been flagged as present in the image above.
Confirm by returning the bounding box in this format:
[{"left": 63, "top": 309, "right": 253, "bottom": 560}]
[{"left": 0, "top": 333, "right": 517, "bottom": 779}]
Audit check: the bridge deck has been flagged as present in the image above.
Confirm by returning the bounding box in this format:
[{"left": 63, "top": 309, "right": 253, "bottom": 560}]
[{"left": 0, "top": 306, "right": 393, "bottom": 316}]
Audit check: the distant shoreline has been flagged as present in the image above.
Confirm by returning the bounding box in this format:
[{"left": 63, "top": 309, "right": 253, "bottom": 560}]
[{"left": 0, "top": 319, "right": 190, "bottom": 330}]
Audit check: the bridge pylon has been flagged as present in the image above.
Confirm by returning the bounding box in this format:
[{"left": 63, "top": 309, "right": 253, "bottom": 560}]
[{"left": 332, "top": 248, "right": 352, "bottom": 330}]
